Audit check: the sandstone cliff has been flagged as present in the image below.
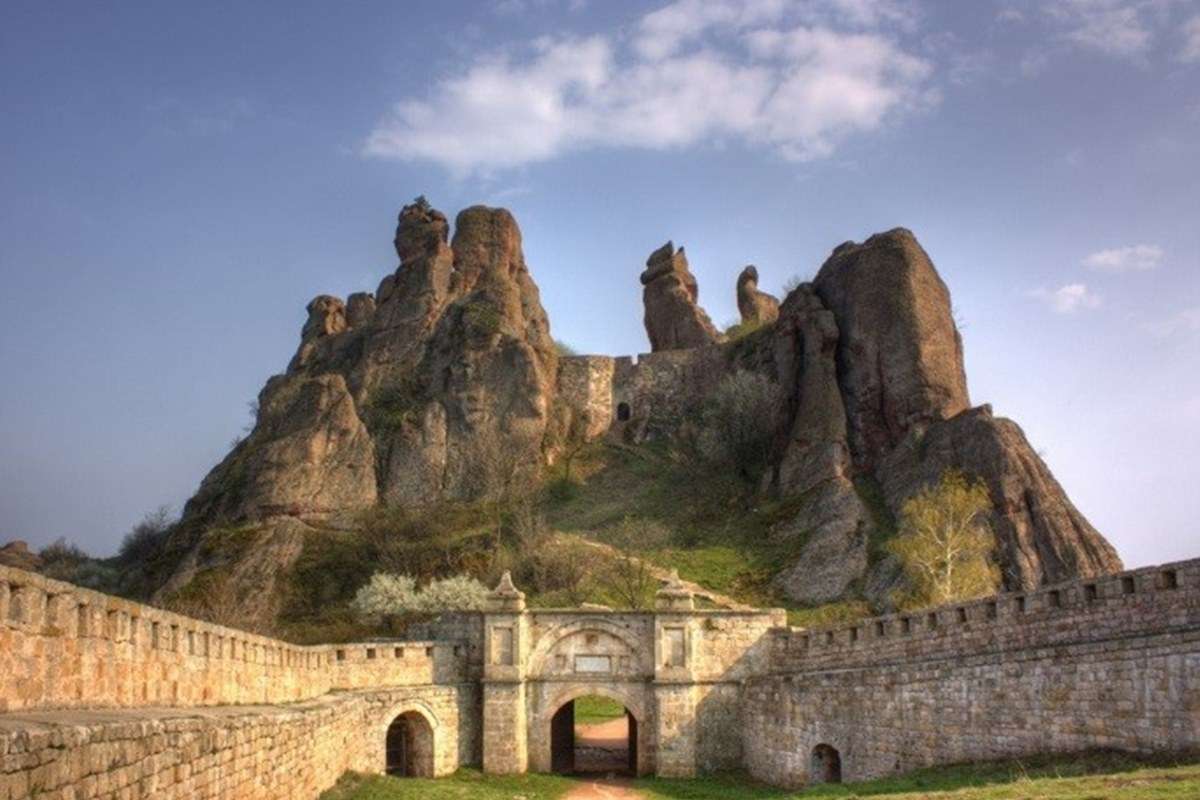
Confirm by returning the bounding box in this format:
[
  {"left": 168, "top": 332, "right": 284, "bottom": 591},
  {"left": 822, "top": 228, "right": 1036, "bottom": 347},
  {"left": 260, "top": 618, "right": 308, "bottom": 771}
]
[
  {"left": 156, "top": 200, "right": 559, "bottom": 621},
  {"left": 138, "top": 202, "right": 1120, "bottom": 626},
  {"left": 641, "top": 242, "right": 720, "bottom": 351},
  {"left": 764, "top": 229, "right": 1119, "bottom": 603},
  {"left": 736, "top": 265, "right": 779, "bottom": 326}
]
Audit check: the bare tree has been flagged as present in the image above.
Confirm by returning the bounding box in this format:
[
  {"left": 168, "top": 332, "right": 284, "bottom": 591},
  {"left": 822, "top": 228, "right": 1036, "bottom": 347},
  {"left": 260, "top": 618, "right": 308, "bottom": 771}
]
[{"left": 595, "top": 517, "right": 673, "bottom": 610}]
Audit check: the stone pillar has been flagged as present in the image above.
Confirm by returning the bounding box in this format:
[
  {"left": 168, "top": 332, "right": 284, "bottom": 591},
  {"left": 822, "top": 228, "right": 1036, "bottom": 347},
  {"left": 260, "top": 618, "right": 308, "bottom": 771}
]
[
  {"left": 653, "top": 571, "right": 698, "bottom": 778},
  {"left": 482, "top": 572, "right": 529, "bottom": 774}
]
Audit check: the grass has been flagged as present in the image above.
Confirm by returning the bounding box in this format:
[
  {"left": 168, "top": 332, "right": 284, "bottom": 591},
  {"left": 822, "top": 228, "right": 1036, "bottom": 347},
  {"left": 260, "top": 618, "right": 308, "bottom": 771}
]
[
  {"left": 320, "top": 752, "right": 1200, "bottom": 800},
  {"left": 543, "top": 441, "right": 873, "bottom": 618},
  {"left": 573, "top": 695, "right": 627, "bottom": 724}
]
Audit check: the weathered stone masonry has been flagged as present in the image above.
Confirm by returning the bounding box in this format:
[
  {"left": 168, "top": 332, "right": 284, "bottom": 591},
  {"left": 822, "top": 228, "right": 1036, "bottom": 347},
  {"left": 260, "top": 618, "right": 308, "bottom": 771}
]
[
  {"left": 743, "top": 560, "right": 1200, "bottom": 786},
  {"left": 3, "top": 559, "right": 1200, "bottom": 799}
]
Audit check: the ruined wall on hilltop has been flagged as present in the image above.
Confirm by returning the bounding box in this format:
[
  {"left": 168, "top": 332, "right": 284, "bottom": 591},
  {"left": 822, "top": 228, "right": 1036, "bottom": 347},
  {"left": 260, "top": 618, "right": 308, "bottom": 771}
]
[
  {"left": 556, "top": 347, "right": 732, "bottom": 445},
  {"left": 743, "top": 558, "right": 1200, "bottom": 787}
]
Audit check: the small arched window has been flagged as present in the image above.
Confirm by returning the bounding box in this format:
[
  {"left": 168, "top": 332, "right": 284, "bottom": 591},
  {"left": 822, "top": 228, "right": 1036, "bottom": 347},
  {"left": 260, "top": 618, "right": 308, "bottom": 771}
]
[{"left": 616, "top": 402, "right": 631, "bottom": 422}]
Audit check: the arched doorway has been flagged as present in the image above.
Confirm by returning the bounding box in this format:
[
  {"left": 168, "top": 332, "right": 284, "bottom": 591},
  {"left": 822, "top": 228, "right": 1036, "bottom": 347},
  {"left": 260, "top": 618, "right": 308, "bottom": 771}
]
[
  {"left": 811, "top": 743, "right": 842, "bottom": 784},
  {"left": 616, "top": 401, "right": 631, "bottom": 422},
  {"left": 550, "top": 695, "right": 637, "bottom": 775},
  {"left": 385, "top": 711, "right": 435, "bottom": 777}
]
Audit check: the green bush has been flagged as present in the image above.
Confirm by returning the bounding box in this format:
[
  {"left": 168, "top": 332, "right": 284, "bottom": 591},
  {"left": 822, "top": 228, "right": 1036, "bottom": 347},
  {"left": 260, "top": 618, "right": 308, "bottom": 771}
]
[{"left": 694, "top": 370, "right": 782, "bottom": 483}]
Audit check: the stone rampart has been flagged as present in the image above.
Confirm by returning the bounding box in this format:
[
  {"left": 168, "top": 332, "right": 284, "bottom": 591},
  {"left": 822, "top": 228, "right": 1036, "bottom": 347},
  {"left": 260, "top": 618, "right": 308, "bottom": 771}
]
[
  {"left": 0, "top": 565, "right": 471, "bottom": 712},
  {"left": 743, "top": 558, "right": 1200, "bottom": 786},
  {"left": 0, "top": 685, "right": 475, "bottom": 800}
]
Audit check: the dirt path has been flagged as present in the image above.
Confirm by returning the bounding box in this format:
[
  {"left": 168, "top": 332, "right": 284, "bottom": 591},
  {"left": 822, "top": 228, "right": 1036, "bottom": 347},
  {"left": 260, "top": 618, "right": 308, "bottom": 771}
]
[
  {"left": 561, "top": 776, "right": 644, "bottom": 800},
  {"left": 564, "top": 534, "right": 754, "bottom": 610}
]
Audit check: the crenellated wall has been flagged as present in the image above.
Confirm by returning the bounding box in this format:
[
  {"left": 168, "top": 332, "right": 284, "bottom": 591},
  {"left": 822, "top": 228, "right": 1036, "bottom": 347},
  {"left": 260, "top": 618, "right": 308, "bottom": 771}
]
[
  {"left": 3, "top": 557, "right": 1199, "bottom": 797},
  {"left": 743, "top": 558, "right": 1200, "bottom": 787},
  {"left": 0, "top": 565, "right": 472, "bottom": 713}
]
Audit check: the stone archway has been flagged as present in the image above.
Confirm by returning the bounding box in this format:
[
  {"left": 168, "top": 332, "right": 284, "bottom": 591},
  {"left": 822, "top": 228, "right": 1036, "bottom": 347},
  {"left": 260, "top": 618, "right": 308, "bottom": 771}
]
[
  {"left": 374, "top": 701, "right": 440, "bottom": 778},
  {"left": 535, "top": 684, "right": 651, "bottom": 776},
  {"left": 811, "top": 743, "right": 842, "bottom": 784},
  {"left": 549, "top": 694, "right": 639, "bottom": 776}
]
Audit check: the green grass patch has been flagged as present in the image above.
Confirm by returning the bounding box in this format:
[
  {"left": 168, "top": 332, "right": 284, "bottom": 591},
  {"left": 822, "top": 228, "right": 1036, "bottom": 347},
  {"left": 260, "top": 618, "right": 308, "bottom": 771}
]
[
  {"left": 785, "top": 600, "right": 873, "bottom": 630},
  {"left": 322, "top": 753, "right": 1200, "bottom": 800},
  {"left": 544, "top": 442, "right": 814, "bottom": 610},
  {"left": 573, "top": 695, "right": 627, "bottom": 725}
]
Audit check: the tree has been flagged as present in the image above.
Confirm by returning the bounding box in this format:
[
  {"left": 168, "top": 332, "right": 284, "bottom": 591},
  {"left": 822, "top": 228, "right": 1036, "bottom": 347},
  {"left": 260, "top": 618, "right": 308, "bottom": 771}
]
[
  {"left": 595, "top": 517, "right": 673, "bottom": 610},
  {"left": 886, "top": 470, "right": 999, "bottom": 609},
  {"left": 352, "top": 573, "right": 490, "bottom": 630},
  {"left": 695, "top": 370, "right": 782, "bottom": 482}
]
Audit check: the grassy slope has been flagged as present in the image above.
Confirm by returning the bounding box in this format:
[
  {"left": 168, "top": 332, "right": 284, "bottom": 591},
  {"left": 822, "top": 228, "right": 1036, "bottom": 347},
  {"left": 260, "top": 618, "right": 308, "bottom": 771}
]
[
  {"left": 321, "top": 753, "right": 1200, "bottom": 800},
  {"left": 545, "top": 442, "right": 872, "bottom": 623}
]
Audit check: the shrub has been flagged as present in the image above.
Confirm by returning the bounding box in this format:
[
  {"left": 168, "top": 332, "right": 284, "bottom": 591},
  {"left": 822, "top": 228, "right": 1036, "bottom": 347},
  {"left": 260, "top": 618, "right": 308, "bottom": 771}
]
[
  {"left": 694, "top": 370, "right": 782, "bottom": 482},
  {"left": 117, "top": 507, "right": 176, "bottom": 565},
  {"left": 554, "top": 339, "right": 578, "bottom": 356},
  {"left": 351, "top": 572, "right": 490, "bottom": 627},
  {"left": 417, "top": 575, "right": 490, "bottom": 612},
  {"left": 352, "top": 573, "right": 420, "bottom": 623}
]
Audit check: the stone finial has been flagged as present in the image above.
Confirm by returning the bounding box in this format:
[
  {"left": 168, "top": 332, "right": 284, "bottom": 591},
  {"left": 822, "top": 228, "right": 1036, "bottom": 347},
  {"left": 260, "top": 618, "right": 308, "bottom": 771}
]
[
  {"left": 489, "top": 570, "right": 526, "bottom": 612},
  {"left": 656, "top": 569, "right": 695, "bottom": 611}
]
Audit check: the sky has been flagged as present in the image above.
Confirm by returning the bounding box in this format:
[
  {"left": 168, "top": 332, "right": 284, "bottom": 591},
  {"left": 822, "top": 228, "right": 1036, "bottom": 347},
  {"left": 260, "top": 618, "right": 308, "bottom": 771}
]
[{"left": 1, "top": 0, "right": 1197, "bottom": 566}]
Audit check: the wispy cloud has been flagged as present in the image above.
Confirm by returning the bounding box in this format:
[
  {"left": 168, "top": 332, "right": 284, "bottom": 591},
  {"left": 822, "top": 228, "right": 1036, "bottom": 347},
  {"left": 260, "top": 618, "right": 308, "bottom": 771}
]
[
  {"left": 1082, "top": 243, "right": 1164, "bottom": 272},
  {"left": 1031, "top": 283, "right": 1103, "bottom": 314},
  {"left": 1144, "top": 306, "right": 1200, "bottom": 338},
  {"left": 1181, "top": 14, "right": 1200, "bottom": 62},
  {"left": 1046, "top": 0, "right": 1154, "bottom": 60},
  {"left": 363, "top": 0, "right": 934, "bottom": 174},
  {"left": 1014, "top": 0, "right": 1199, "bottom": 66}
]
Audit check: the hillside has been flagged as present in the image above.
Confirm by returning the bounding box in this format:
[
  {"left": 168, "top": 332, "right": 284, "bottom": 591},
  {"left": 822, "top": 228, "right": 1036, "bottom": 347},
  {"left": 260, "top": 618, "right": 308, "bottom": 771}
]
[{"left": 2, "top": 199, "right": 1122, "bottom": 637}]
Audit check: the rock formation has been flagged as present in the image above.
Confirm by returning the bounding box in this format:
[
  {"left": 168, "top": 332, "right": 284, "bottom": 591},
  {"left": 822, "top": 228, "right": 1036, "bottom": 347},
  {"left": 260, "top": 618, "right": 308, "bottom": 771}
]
[
  {"left": 138, "top": 203, "right": 1120, "bottom": 624},
  {"left": 159, "top": 200, "right": 559, "bottom": 623},
  {"left": 813, "top": 229, "right": 969, "bottom": 471},
  {"left": 736, "top": 266, "right": 779, "bottom": 326},
  {"left": 877, "top": 405, "right": 1122, "bottom": 589},
  {"left": 765, "top": 229, "right": 1119, "bottom": 604},
  {"left": 769, "top": 285, "right": 871, "bottom": 603},
  {"left": 641, "top": 241, "right": 720, "bottom": 351},
  {"left": 0, "top": 541, "right": 40, "bottom": 571}
]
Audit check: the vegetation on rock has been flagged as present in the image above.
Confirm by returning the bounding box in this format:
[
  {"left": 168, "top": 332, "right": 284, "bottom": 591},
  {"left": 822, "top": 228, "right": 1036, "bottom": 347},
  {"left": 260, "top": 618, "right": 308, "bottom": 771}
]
[{"left": 887, "top": 470, "right": 1000, "bottom": 609}]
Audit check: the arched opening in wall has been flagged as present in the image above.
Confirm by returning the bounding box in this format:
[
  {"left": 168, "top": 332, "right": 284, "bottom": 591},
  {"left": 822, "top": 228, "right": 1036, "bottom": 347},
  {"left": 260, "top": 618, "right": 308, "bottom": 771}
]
[
  {"left": 616, "top": 401, "right": 631, "bottom": 422},
  {"left": 551, "top": 695, "right": 637, "bottom": 775},
  {"left": 810, "top": 743, "right": 842, "bottom": 784},
  {"left": 385, "top": 711, "right": 434, "bottom": 778}
]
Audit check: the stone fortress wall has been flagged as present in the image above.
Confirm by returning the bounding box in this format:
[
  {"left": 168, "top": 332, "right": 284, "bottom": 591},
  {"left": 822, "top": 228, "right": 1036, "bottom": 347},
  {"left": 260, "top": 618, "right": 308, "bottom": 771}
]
[
  {"left": 744, "top": 558, "right": 1200, "bottom": 786},
  {"left": 557, "top": 348, "right": 729, "bottom": 444},
  {"left": 2, "top": 558, "right": 1199, "bottom": 799}
]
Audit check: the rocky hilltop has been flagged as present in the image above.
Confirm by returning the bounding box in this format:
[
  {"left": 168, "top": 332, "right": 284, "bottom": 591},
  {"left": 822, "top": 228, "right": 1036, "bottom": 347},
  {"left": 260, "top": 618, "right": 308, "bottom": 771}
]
[{"left": 143, "top": 200, "right": 1118, "bottom": 626}]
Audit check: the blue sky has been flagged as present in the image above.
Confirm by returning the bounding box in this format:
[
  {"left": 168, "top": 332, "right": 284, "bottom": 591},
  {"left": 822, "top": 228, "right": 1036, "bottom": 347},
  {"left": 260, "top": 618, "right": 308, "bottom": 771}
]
[{"left": 1, "top": 0, "right": 1197, "bottom": 565}]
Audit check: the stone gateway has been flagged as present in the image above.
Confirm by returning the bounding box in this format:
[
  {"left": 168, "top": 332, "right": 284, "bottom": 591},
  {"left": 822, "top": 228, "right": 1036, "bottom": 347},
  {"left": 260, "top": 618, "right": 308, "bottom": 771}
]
[{"left": 2, "top": 560, "right": 1199, "bottom": 798}]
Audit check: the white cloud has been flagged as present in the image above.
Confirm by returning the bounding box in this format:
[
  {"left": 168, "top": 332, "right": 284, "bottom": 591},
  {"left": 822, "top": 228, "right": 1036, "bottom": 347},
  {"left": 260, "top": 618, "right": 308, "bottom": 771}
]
[
  {"left": 1036, "top": 0, "right": 1200, "bottom": 62},
  {"left": 1081, "top": 243, "right": 1164, "bottom": 272},
  {"left": 1144, "top": 306, "right": 1200, "bottom": 338},
  {"left": 1050, "top": 0, "right": 1152, "bottom": 59},
  {"left": 1031, "top": 283, "right": 1103, "bottom": 314},
  {"left": 1181, "top": 14, "right": 1200, "bottom": 62},
  {"left": 363, "top": 0, "right": 934, "bottom": 174}
]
